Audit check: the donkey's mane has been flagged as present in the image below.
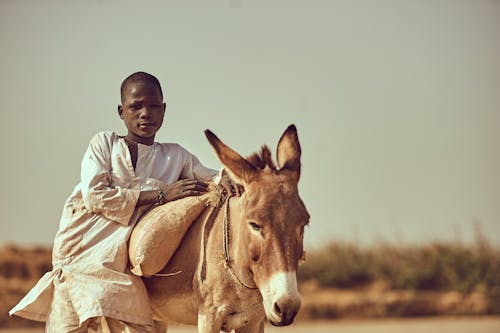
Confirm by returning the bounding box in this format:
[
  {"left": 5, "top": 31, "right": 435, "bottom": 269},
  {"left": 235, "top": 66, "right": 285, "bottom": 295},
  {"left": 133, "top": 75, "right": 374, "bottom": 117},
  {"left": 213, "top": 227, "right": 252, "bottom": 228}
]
[{"left": 246, "top": 145, "right": 277, "bottom": 170}]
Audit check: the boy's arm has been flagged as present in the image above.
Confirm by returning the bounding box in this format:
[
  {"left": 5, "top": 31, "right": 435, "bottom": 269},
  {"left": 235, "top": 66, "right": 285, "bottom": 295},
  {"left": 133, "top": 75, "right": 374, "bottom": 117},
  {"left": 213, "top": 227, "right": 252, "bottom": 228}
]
[
  {"left": 181, "top": 150, "right": 242, "bottom": 195},
  {"left": 80, "top": 133, "right": 141, "bottom": 225},
  {"left": 180, "top": 150, "right": 218, "bottom": 182},
  {"left": 81, "top": 135, "right": 211, "bottom": 220},
  {"left": 136, "top": 179, "right": 209, "bottom": 206}
]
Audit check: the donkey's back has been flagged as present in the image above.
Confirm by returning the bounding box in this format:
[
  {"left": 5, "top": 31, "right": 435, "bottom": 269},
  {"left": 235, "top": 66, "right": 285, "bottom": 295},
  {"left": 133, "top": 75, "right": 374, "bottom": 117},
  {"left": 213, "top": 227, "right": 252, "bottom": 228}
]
[
  {"left": 146, "top": 196, "right": 265, "bottom": 332},
  {"left": 144, "top": 204, "right": 210, "bottom": 326}
]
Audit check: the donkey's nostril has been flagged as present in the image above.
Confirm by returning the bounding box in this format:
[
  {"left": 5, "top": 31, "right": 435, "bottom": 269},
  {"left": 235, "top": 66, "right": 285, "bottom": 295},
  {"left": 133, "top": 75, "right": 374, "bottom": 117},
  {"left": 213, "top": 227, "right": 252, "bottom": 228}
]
[
  {"left": 274, "top": 302, "right": 282, "bottom": 314},
  {"left": 270, "top": 295, "right": 301, "bottom": 326}
]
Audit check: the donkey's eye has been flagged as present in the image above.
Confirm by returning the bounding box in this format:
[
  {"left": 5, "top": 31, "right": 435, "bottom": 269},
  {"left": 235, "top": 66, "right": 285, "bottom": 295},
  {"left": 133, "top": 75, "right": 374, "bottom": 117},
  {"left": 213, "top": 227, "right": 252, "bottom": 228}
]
[{"left": 249, "top": 222, "right": 262, "bottom": 232}]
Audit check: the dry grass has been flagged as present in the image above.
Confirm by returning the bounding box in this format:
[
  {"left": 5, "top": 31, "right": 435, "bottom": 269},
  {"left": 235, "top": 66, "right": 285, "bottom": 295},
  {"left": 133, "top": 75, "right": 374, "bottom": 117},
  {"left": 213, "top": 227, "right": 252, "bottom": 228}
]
[
  {"left": 300, "top": 242, "right": 500, "bottom": 290},
  {"left": 298, "top": 237, "right": 500, "bottom": 318},
  {"left": 298, "top": 280, "right": 491, "bottom": 320},
  {"left": 0, "top": 244, "right": 51, "bottom": 328},
  {"left": 1, "top": 239, "right": 499, "bottom": 328}
]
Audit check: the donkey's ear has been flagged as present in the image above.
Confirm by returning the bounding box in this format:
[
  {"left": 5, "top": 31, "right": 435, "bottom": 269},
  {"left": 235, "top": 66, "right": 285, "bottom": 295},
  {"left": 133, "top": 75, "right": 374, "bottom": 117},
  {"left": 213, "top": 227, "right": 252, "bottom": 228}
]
[
  {"left": 205, "top": 130, "right": 258, "bottom": 185},
  {"left": 277, "top": 124, "right": 301, "bottom": 180}
]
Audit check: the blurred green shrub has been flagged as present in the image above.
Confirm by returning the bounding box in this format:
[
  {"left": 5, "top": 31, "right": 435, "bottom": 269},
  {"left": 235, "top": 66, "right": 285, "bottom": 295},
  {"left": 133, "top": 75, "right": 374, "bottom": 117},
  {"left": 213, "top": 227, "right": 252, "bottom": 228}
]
[
  {"left": 299, "top": 239, "right": 500, "bottom": 297},
  {"left": 299, "top": 243, "right": 377, "bottom": 288}
]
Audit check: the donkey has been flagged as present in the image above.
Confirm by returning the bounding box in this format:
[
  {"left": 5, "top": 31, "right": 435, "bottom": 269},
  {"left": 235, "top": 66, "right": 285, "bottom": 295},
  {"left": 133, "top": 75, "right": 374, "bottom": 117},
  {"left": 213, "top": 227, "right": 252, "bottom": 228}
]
[{"left": 144, "top": 125, "right": 310, "bottom": 333}]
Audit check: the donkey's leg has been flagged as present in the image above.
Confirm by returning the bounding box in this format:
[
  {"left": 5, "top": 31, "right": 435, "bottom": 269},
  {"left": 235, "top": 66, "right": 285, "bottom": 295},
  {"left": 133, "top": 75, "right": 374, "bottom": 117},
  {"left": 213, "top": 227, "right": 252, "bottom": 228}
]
[
  {"left": 153, "top": 320, "right": 168, "bottom": 333},
  {"left": 235, "top": 319, "right": 264, "bottom": 333},
  {"left": 197, "top": 310, "right": 222, "bottom": 333}
]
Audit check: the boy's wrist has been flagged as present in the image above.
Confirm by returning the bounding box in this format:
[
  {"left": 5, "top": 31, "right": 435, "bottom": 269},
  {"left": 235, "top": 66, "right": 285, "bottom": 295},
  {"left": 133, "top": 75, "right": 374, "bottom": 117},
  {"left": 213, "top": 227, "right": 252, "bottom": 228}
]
[{"left": 157, "top": 188, "right": 166, "bottom": 205}]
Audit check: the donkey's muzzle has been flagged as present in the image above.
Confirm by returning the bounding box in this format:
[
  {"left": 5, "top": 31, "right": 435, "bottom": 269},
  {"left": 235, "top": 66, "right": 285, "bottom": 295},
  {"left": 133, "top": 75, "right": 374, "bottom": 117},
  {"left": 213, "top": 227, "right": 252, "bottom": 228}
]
[{"left": 269, "top": 296, "right": 301, "bottom": 326}]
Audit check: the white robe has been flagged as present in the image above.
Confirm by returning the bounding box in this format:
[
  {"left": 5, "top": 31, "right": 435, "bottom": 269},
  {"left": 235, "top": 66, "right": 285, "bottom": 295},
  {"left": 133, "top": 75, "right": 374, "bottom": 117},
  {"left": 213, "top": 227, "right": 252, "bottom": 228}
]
[{"left": 9, "top": 131, "right": 218, "bottom": 326}]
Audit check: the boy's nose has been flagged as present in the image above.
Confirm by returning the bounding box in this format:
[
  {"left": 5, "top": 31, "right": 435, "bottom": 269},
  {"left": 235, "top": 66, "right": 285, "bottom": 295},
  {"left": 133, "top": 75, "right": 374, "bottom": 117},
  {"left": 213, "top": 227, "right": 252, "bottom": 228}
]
[{"left": 139, "top": 107, "right": 153, "bottom": 118}]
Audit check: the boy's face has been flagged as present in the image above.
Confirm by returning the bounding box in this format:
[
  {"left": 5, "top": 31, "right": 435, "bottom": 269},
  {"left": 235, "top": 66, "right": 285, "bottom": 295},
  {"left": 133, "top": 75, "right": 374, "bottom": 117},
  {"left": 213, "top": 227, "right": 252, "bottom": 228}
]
[{"left": 118, "top": 81, "right": 166, "bottom": 144}]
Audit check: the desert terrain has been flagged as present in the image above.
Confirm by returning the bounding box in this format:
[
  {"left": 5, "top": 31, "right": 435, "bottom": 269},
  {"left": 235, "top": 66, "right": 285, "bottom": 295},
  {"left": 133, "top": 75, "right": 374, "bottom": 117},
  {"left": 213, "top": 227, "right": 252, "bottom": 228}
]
[{"left": 1, "top": 242, "right": 499, "bottom": 331}]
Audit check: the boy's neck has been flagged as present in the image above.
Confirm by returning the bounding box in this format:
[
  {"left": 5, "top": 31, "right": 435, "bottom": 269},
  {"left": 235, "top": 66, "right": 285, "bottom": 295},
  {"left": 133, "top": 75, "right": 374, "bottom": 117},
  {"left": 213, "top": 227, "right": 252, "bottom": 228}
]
[{"left": 124, "top": 133, "right": 155, "bottom": 146}]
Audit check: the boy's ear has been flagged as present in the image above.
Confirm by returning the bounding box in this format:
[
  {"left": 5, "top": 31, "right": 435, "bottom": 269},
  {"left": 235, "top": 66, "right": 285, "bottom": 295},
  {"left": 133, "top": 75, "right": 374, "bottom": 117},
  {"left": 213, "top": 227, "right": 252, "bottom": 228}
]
[{"left": 117, "top": 105, "right": 124, "bottom": 119}]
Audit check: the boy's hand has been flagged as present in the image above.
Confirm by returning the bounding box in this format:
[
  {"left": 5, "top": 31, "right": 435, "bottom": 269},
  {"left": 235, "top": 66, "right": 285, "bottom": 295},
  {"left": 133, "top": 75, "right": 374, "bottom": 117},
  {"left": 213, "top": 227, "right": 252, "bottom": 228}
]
[
  {"left": 162, "top": 179, "right": 209, "bottom": 201},
  {"left": 219, "top": 173, "right": 244, "bottom": 196}
]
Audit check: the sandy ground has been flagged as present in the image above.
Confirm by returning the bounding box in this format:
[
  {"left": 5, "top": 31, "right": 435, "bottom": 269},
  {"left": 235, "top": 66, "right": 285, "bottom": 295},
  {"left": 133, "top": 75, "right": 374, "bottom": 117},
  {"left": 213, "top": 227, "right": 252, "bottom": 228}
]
[{"left": 2, "top": 317, "right": 500, "bottom": 333}]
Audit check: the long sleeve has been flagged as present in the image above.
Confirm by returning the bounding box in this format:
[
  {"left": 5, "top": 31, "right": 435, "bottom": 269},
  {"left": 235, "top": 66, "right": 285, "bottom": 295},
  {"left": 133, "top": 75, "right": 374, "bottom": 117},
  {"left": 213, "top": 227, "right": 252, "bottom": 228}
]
[
  {"left": 80, "top": 133, "right": 141, "bottom": 225},
  {"left": 180, "top": 149, "right": 218, "bottom": 182}
]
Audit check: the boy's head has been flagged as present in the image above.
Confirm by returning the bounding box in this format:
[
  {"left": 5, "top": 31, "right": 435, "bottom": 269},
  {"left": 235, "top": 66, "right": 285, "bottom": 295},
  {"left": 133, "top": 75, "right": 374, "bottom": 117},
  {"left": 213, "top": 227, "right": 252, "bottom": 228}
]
[
  {"left": 118, "top": 72, "right": 166, "bottom": 144},
  {"left": 120, "top": 71, "right": 163, "bottom": 103}
]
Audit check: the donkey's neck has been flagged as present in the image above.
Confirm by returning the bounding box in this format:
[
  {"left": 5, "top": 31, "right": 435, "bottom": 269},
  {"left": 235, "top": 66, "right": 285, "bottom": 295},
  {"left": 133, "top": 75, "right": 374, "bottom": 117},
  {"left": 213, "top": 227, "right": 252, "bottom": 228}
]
[{"left": 223, "top": 195, "right": 257, "bottom": 289}]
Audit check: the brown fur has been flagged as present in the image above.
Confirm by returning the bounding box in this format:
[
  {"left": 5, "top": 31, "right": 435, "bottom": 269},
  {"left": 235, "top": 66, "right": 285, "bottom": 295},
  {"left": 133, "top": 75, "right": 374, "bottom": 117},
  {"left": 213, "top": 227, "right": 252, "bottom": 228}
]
[
  {"left": 246, "top": 146, "right": 276, "bottom": 171},
  {"left": 144, "top": 125, "right": 309, "bottom": 333}
]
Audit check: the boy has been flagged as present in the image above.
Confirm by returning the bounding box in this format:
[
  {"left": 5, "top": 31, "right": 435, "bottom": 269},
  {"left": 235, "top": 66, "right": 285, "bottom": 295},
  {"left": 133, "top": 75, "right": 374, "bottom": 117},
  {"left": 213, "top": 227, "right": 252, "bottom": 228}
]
[{"left": 10, "top": 72, "right": 233, "bottom": 332}]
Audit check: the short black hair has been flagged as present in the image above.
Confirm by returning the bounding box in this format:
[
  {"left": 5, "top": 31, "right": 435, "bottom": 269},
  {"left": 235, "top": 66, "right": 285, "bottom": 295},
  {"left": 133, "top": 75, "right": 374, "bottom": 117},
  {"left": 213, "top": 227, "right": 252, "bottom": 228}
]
[{"left": 120, "top": 71, "right": 163, "bottom": 101}]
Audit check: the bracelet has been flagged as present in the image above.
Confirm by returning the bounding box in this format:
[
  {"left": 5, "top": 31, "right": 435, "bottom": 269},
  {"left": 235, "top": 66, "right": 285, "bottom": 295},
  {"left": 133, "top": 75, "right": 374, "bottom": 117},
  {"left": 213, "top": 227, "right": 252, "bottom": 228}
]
[{"left": 157, "top": 188, "right": 166, "bottom": 205}]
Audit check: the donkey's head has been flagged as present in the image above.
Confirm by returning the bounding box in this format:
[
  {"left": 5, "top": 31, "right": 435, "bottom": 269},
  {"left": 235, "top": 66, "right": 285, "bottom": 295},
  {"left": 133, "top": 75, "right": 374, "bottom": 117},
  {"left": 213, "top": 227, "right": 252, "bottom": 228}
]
[{"left": 205, "top": 124, "right": 309, "bottom": 326}]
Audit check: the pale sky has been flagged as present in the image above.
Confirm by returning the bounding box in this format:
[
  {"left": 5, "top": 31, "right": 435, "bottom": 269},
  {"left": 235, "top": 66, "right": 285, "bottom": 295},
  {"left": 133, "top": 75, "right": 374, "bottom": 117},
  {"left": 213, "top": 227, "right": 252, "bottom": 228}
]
[{"left": 1, "top": 0, "right": 499, "bottom": 248}]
